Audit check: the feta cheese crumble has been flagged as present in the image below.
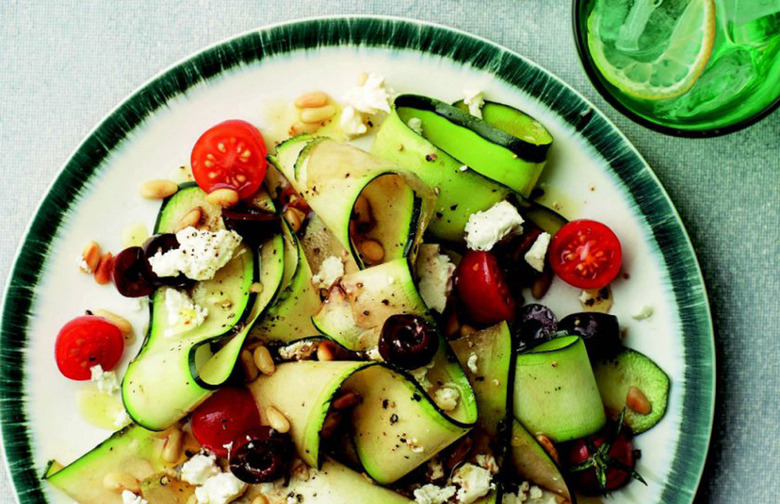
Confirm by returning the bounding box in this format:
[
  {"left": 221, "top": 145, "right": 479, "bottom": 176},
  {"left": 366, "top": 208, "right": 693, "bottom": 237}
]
[
  {"left": 113, "top": 408, "right": 132, "bottom": 429},
  {"left": 410, "top": 361, "right": 435, "bottom": 389},
  {"left": 148, "top": 227, "right": 242, "bottom": 281},
  {"left": 434, "top": 386, "right": 460, "bottom": 412},
  {"left": 312, "top": 256, "right": 344, "bottom": 290},
  {"left": 463, "top": 89, "right": 485, "bottom": 118},
  {"left": 340, "top": 105, "right": 367, "bottom": 137},
  {"left": 414, "top": 484, "right": 457, "bottom": 504},
  {"left": 464, "top": 201, "right": 524, "bottom": 251},
  {"left": 366, "top": 346, "right": 383, "bottom": 362},
  {"left": 340, "top": 73, "right": 393, "bottom": 139},
  {"left": 407, "top": 117, "right": 424, "bottom": 135},
  {"left": 524, "top": 232, "right": 551, "bottom": 272},
  {"left": 278, "top": 340, "right": 318, "bottom": 361},
  {"left": 194, "top": 472, "right": 247, "bottom": 504},
  {"left": 632, "top": 304, "right": 654, "bottom": 320},
  {"left": 164, "top": 288, "right": 208, "bottom": 338},
  {"left": 90, "top": 365, "right": 119, "bottom": 395},
  {"left": 452, "top": 463, "right": 494, "bottom": 504},
  {"left": 180, "top": 453, "right": 221, "bottom": 486},
  {"left": 467, "top": 353, "right": 479, "bottom": 374},
  {"left": 121, "top": 491, "right": 148, "bottom": 504},
  {"left": 416, "top": 245, "right": 456, "bottom": 313}
]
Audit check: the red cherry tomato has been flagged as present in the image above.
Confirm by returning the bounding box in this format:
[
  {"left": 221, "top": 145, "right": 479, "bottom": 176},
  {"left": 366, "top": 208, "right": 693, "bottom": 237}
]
[
  {"left": 456, "top": 250, "right": 516, "bottom": 325},
  {"left": 549, "top": 219, "right": 622, "bottom": 290},
  {"left": 190, "top": 387, "right": 261, "bottom": 458},
  {"left": 191, "top": 120, "right": 268, "bottom": 199},
  {"left": 55, "top": 315, "right": 124, "bottom": 380},
  {"left": 568, "top": 431, "right": 637, "bottom": 494}
]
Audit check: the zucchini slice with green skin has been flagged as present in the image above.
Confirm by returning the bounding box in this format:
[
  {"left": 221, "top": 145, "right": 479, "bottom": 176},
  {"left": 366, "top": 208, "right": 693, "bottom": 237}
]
[
  {"left": 272, "top": 136, "right": 436, "bottom": 268},
  {"left": 514, "top": 336, "right": 606, "bottom": 442},
  {"left": 593, "top": 348, "right": 670, "bottom": 434},
  {"left": 508, "top": 420, "right": 575, "bottom": 503},
  {"left": 395, "top": 94, "right": 549, "bottom": 196},
  {"left": 453, "top": 100, "right": 554, "bottom": 148}
]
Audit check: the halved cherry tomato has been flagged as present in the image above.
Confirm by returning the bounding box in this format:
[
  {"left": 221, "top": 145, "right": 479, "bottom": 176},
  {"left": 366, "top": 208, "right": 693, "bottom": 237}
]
[
  {"left": 190, "top": 387, "right": 261, "bottom": 458},
  {"left": 191, "top": 120, "right": 268, "bottom": 199},
  {"left": 455, "top": 250, "right": 516, "bottom": 325},
  {"left": 567, "top": 430, "right": 641, "bottom": 494},
  {"left": 55, "top": 315, "right": 124, "bottom": 380},
  {"left": 549, "top": 219, "right": 622, "bottom": 290}
]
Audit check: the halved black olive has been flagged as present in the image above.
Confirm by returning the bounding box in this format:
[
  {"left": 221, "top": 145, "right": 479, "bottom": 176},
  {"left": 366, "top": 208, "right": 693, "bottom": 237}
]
[
  {"left": 558, "top": 312, "right": 621, "bottom": 360},
  {"left": 222, "top": 205, "right": 280, "bottom": 245},
  {"left": 515, "top": 303, "right": 558, "bottom": 350},
  {"left": 112, "top": 247, "right": 155, "bottom": 298},
  {"left": 229, "top": 427, "right": 292, "bottom": 484},
  {"left": 378, "top": 314, "right": 439, "bottom": 369}
]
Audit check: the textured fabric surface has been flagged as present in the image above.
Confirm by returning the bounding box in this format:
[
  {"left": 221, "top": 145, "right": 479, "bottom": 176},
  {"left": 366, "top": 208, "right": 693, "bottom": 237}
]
[{"left": 0, "top": 1, "right": 778, "bottom": 503}]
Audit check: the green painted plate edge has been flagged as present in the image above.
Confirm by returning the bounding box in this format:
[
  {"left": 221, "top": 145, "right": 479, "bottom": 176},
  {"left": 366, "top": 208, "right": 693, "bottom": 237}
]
[{"left": 0, "top": 15, "right": 714, "bottom": 504}]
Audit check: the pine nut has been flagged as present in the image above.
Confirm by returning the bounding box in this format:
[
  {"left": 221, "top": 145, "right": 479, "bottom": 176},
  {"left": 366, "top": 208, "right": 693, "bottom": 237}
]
[
  {"left": 294, "top": 91, "right": 329, "bottom": 109},
  {"left": 284, "top": 207, "right": 306, "bottom": 233},
  {"left": 94, "top": 252, "right": 114, "bottom": 285},
  {"left": 626, "top": 386, "right": 652, "bottom": 415},
  {"left": 352, "top": 196, "right": 371, "bottom": 224},
  {"left": 249, "top": 282, "right": 264, "bottom": 294},
  {"left": 251, "top": 497, "right": 270, "bottom": 504},
  {"left": 535, "top": 434, "right": 559, "bottom": 464},
  {"left": 320, "top": 411, "right": 341, "bottom": 438},
  {"left": 332, "top": 391, "right": 360, "bottom": 410},
  {"left": 266, "top": 405, "right": 291, "bottom": 434},
  {"left": 176, "top": 207, "right": 202, "bottom": 232},
  {"left": 317, "top": 340, "right": 336, "bottom": 361},
  {"left": 140, "top": 180, "right": 178, "bottom": 199},
  {"left": 356, "top": 73, "right": 369, "bottom": 86},
  {"left": 206, "top": 188, "right": 239, "bottom": 208},
  {"left": 93, "top": 309, "right": 132, "bottom": 339},
  {"left": 240, "top": 349, "right": 259, "bottom": 382},
  {"left": 460, "top": 324, "right": 477, "bottom": 338},
  {"left": 253, "top": 346, "right": 275, "bottom": 376},
  {"left": 359, "top": 240, "right": 384, "bottom": 263},
  {"left": 300, "top": 104, "right": 336, "bottom": 124},
  {"left": 103, "top": 471, "right": 139, "bottom": 492},
  {"left": 162, "top": 428, "right": 183, "bottom": 464},
  {"left": 80, "top": 241, "right": 101, "bottom": 273},
  {"left": 289, "top": 121, "right": 320, "bottom": 136}
]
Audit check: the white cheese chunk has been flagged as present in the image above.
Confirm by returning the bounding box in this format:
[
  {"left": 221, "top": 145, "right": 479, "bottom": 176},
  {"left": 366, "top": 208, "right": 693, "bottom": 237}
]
[
  {"left": 524, "top": 232, "right": 551, "bottom": 273},
  {"left": 416, "top": 245, "right": 455, "bottom": 313},
  {"left": 180, "top": 453, "right": 221, "bottom": 486},
  {"left": 340, "top": 105, "right": 367, "bottom": 137},
  {"left": 463, "top": 89, "right": 485, "bottom": 118},
  {"left": 90, "top": 365, "right": 119, "bottom": 395},
  {"left": 467, "top": 353, "right": 479, "bottom": 374},
  {"left": 464, "top": 201, "right": 524, "bottom": 251},
  {"left": 194, "top": 471, "right": 247, "bottom": 504},
  {"left": 414, "top": 484, "right": 457, "bottom": 504},
  {"left": 632, "top": 304, "right": 654, "bottom": 320},
  {"left": 366, "top": 346, "right": 383, "bottom": 362},
  {"left": 407, "top": 117, "right": 424, "bottom": 135},
  {"left": 277, "top": 341, "right": 318, "bottom": 361},
  {"left": 343, "top": 73, "right": 392, "bottom": 115},
  {"left": 452, "top": 463, "right": 494, "bottom": 504},
  {"left": 312, "top": 256, "right": 344, "bottom": 290},
  {"left": 113, "top": 409, "right": 132, "bottom": 429},
  {"left": 475, "top": 453, "right": 499, "bottom": 474},
  {"left": 121, "top": 491, "right": 148, "bottom": 504},
  {"left": 148, "top": 227, "right": 242, "bottom": 281},
  {"left": 164, "top": 288, "right": 208, "bottom": 338},
  {"left": 434, "top": 386, "right": 460, "bottom": 412}
]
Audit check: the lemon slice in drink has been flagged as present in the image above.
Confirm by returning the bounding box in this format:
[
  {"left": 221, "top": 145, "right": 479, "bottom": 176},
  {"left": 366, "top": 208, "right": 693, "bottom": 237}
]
[{"left": 587, "top": 0, "right": 716, "bottom": 100}]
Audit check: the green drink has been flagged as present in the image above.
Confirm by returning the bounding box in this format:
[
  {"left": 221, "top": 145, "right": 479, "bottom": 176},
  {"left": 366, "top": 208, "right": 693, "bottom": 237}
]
[{"left": 574, "top": 0, "right": 780, "bottom": 136}]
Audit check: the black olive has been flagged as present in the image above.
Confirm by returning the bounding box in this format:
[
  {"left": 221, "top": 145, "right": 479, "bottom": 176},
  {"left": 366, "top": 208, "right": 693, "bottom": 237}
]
[
  {"left": 558, "top": 312, "right": 621, "bottom": 360},
  {"left": 222, "top": 205, "right": 280, "bottom": 245},
  {"left": 142, "top": 234, "right": 194, "bottom": 289},
  {"left": 515, "top": 303, "right": 558, "bottom": 350},
  {"left": 112, "top": 247, "right": 155, "bottom": 298},
  {"left": 229, "top": 427, "right": 292, "bottom": 484},
  {"left": 378, "top": 314, "right": 439, "bottom": 369}
]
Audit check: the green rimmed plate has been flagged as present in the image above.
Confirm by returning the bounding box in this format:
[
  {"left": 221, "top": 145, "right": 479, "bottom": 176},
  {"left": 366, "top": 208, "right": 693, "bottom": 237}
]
[{"left": 0, "top": 16, "right": 714, "bottom": 504}]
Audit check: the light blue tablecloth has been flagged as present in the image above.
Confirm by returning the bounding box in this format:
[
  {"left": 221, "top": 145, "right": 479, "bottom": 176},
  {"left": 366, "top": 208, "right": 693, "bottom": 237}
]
[{"left": 1, "top": 1, "right": 778, "bottom": 503}]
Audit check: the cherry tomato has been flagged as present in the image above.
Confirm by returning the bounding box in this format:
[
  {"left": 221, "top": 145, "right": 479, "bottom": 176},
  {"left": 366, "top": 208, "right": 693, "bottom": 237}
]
[
  {"left": 567, "top": 431, "right": 640, "bottom": 495},
  {"left": 190, "top": 387, "right": 261, "bottom": 458},
  {"left": 549, "top": 219, "right": 622, "bottom": 289},
  {"left": 191, "top": 120, "right": 268, "bottom": 199},
  {"left": 55, "top": 315, "right": 124, "bottom": 380},
  {"left": 455, "top": 250, "right": 516, "bottom": 325}
]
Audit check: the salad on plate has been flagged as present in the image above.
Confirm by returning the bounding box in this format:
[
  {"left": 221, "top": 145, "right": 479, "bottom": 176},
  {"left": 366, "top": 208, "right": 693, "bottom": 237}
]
[{"left": 44, "top": 73, "right": 671, "bottom": 504}]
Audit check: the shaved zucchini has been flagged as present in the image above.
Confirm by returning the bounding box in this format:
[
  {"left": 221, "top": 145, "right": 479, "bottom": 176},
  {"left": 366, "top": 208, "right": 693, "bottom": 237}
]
[
  {"left": 509, "top": 420, "right": 575, "bottom": 502},
  {"left": 453, "top": 100, "right": 553, "bottom": 149}
]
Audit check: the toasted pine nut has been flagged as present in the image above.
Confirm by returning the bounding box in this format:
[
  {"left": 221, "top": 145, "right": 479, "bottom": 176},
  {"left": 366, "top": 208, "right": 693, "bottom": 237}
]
[
  {"left": 460, "top": 324, "right": 477, "bottom": 338},
  {"left": 251, "top": 496, "right": 270, "bottom": 504},
  {"left": 531, "top": 270, "right": 552, "bottom": 300},
  {"left": 162, "top": 428, "right": 183, "bottom": 464},
  {"left": 300, "top": 104, "right": 336, "bottom": 124},
  {"left": 320, "top": 411, "right": 341, "bottom": 438},
  {"left": 206, "top": 188, "right": 240, "bottom": 208},
  {"left": 176, "top": 207, "right": 202, "bottom": 232},
  {"left": 249, "top": 282, "right": 264, "bottom": 294},
  {"left": 294, "top": 91, "right": 329, "bottom": 109},
  {"left": 80, "top": 241, "right": 101, "bottom": 273},
  {"left": 253, "top": 346, "right": 275, "bottom": 376},
  {"left": 103, "top": 471, "right": 139, "bottom": 492},
  {"left": 289, "top": 121, "right": 320, "bottom": 136},
  {"left": 94, "top": 253, "right": 114, "bottom": 285},
  {"left": 93, "top": 309, "right": 132, "bottom": 338},
  {"left": 240, "top": 349, "right": 259, "bottom": 382},
  {"left": 352, "top": 196, "right": 371, "bottom": 224},
  {"left": 284, "top": 207, "right": 306, "bottom": 233},
  {"left": 359, "top": 240, "right": 384, "bottom": 263},
  {"left": 317, "top": 340, "right": 336, "bottom": 361},
  {"left": 332, "top": 391, "right": 360, "bottom": 410},
  {"left": 536, "top": 434, "right": 559, "bottom": 464},
  {"left": 140, "top": 179, "right": 178, "bottom": 199},
  {"left": 266, "top": 405, "right": 291, "bottom": 433},
  {"left": 357, "top": 72, "right": 369, "bottom": 86},
  {"left": 626, "top": 386, "right": 652, "bottom": 415}
]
